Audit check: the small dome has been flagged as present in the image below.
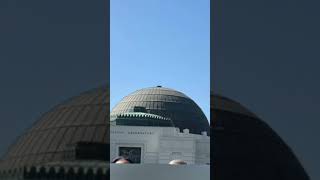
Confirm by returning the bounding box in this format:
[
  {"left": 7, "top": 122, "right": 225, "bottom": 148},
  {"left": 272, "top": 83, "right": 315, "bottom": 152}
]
[
  {"left": 111, "top": 87, "right": 209, "bottom": 134},
  {"left": 111, "top": 112, "right": 173, "bottom": 127}
]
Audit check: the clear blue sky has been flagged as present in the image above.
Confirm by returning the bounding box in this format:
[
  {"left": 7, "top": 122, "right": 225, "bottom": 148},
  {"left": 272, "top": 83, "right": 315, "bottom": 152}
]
[{"left": 110, "top": 0, "right": 210, "bottom": 119}]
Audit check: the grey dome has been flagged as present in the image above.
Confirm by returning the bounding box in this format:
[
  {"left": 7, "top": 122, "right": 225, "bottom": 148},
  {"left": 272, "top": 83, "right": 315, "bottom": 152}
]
[
  {"left": 111, "top": 86, "right": 209, "bottom": 134},
  {"left": 0, "top": 86, "right": 109, "bottom": 170}
]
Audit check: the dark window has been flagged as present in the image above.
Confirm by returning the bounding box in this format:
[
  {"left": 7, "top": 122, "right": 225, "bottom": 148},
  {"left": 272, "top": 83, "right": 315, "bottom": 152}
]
[
  {"left": 74, "top": 142, "right": 109, "bottom": 161},
  {"left": 118, "top": 147, "right": 141, "bottom": 163},
  {"left": 133, "top": 106, "right": 147, "bottom": 113}
]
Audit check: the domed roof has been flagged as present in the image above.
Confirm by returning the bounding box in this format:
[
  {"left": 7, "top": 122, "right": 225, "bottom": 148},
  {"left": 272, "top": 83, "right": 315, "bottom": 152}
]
[
  {"left": 111, "top": 86, "right": 209, "bottom": 134},
  {"left": 211, "top": 93, "right": 309, "bottom": 179},
  {"left": 0, "top": 86, "right": 109, "bottom": 170}
]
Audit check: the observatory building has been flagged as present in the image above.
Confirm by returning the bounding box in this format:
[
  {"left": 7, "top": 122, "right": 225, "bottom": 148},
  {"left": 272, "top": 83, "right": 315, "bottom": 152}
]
[
  {"left": 0, "top": 85, "right": 309, "bottom": 180},
  {"left": 110, "top": 86, "right": 210, "bottom": 164},
  {"left": 0, "top": 86, "right": 210, "bottom": 179}
]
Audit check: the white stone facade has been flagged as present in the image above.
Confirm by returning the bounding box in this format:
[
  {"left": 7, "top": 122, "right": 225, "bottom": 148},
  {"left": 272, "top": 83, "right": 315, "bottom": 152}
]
[{"left": 110, "top": 125, "right": 210, "bottom": 164}]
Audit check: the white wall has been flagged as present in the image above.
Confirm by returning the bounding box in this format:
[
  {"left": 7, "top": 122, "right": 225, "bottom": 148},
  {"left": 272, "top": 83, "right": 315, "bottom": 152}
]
[{"left": 110, "top": 125, "right": 210, "bottom": 164}]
